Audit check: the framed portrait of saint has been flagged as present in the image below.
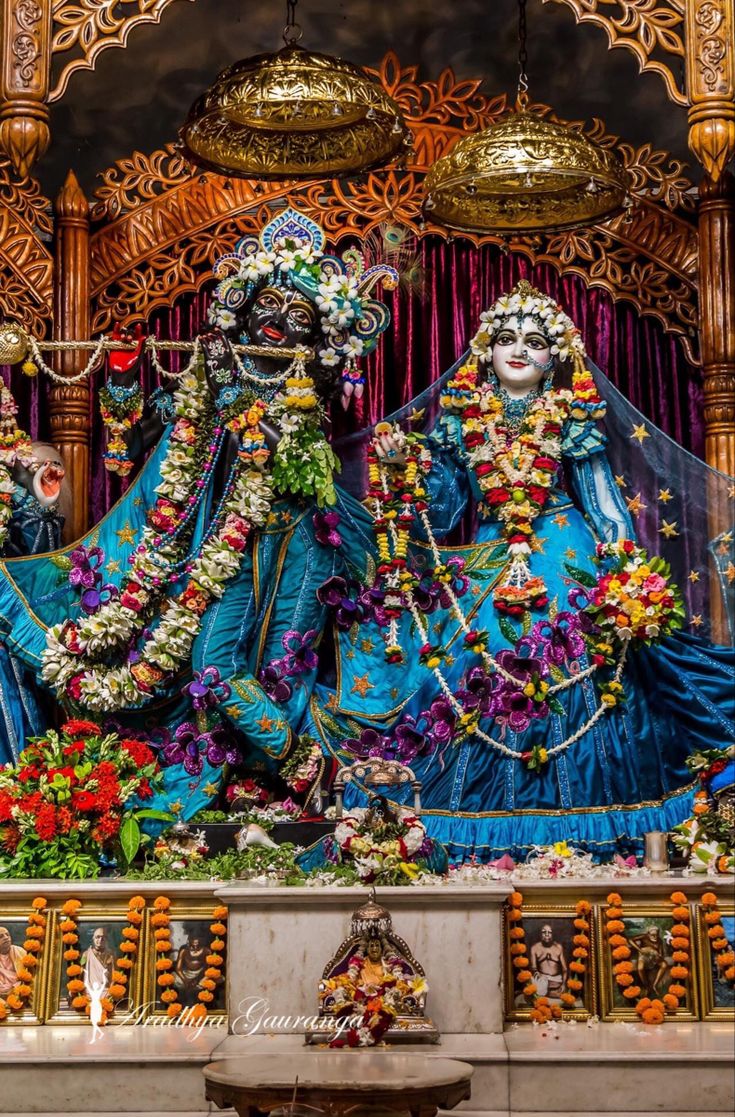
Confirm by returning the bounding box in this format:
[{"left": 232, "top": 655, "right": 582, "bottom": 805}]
[
  {"left": 504, "top": 907, "right": 597, "bottom": 1021},
  {"left": 598, "top": 906, "right": 699, "bottom": 1021},
  {"left": 46, "top": 909, "right": 144, "bottom": 1024},
  {"left": 697, "top": 909, "right": 735, "bottom": 1021},
  {"left": 0, "top": 908, "right": 50, "bottom": 1025},
  {"left": 143, "top": 909, "right": 227, "bottom": 1022}
]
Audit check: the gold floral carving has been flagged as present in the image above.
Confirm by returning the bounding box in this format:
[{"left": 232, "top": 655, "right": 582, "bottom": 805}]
[
  {"left": 89, "top": 53, "right": 699, "bottom": 360},
  {"left": 540, "top": 0, "right": 687, "bottom": 105},
  {"left": 0, "top": 157, "right": 53, "bottom": 336},
  {"left": 48, "top": 0, "right": 189, "bottom": 102}
]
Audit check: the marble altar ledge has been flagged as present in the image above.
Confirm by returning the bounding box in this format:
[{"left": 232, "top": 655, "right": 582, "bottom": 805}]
[{"left": 0, "top": 1023, "right": 226, "bottom": 1062}]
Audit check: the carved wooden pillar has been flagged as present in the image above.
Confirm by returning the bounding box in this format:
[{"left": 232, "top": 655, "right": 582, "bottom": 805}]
[
  {"left": 698, "top": 173, "right": 735, "bottom": 477},
  {"left": 0, "top": 0, "right": 51, "bottom": 177},
  {"left": 51, "top": 169, "right": 90, "bottom": 542}
]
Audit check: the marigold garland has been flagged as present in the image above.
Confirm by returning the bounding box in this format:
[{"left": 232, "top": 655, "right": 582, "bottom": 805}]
[
  {"left": 62, "top": 896, "right": 145, "bottom": 1024},
  {"left": 605, "top": 890, "right": 690, "bottom": 1025},
  {"left": 701, "top": 891, "right": 735, "bottom": 986},
  {"left": 0, "top": 897, "right": 47, "bottom": 1021},
  {"left": 508, "top": 890, "right": 569, "bottom": 1024}
]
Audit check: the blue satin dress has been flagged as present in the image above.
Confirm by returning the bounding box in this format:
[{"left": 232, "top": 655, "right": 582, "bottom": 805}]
[{"left": 304, "top": 412, "right": 735, "bottom": 861}]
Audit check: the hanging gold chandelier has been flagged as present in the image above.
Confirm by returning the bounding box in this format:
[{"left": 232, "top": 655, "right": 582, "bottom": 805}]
[
  {"left": 179, "top": 0, "right": 409, "bottom": 179},
  {"left": 423, "top": 0, "right": 629, "bottom": 234}
]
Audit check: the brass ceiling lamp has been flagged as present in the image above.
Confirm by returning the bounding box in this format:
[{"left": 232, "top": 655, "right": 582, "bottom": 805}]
[
  {"left": 423, "top": 0, "right": 629, "bottom": 234},
  {"left": 179, "top": 0, "right": 410, "bottom": 179}
]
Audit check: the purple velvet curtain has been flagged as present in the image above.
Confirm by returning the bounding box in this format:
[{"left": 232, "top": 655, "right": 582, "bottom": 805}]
[{"left": 3, "top": 235, "right": 703, "bottom": 524}]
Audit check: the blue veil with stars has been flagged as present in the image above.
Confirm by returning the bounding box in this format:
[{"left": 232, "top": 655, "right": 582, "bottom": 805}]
[{"left": 336, "top": 352, "right": 734, "bottom": 646}]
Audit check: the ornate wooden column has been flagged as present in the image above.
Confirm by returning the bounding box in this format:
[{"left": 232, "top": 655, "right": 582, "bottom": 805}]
[
  {"left": 0, "top": 0, "right": 51, "bottom": 177},
  {"left": 51, "top": 169, "right": 90, "bottom": 542}
]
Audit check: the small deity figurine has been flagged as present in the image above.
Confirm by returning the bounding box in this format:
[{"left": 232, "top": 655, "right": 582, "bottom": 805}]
[
  {"left": 315, "top": 893, "right": 437, "bottom": 1044},
  {"left": 306, "top": 281, "right": 735, "bottom": 862}
]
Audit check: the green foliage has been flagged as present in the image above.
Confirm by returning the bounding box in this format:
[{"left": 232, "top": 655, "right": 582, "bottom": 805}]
[
  {"left": 272, "top": 427, "right": 340, "bottom": 507},
  {"left": 564, "top": 563, "right": 597, "bottom": 588}
]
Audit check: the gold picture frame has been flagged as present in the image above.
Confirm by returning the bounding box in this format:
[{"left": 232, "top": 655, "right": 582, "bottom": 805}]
[
  {"left": 696, "top": 906, "right": 735, "bottom": 1021},
  {"left": 597, "top": 903, "right": 699, "bottom": 1021},
  {"left": 141, "top": 905, "right": 227, "bottom": 1024},
  {"left": 503, "top": 905, "right": 597, "bottom": 1021},
  {"left": 45, "top": 907, "right": 146, "bottom": 1025},
  {"left": 0, "top": 903, "right": 53, "bottom": 1025}
]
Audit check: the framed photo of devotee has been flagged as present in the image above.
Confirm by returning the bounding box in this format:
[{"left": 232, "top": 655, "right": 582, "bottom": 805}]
[
  {"left": 696, "top": 908, "right": 735, "bottom": 1021},
  {"left": 598, "top": 906, "right": 699, "bottom": 1021},
  {"left": 45, "top": 908, "right": 145, "bottom": 1024},
  {"left": 503, "top": 907, "right": 598, "bottom": 1021},
  {"left": 0, "top": 906, "right": 52, "bottom": 1025},
  {"left": 142, "top": 907, "right": 227, "bottom": 1022}
]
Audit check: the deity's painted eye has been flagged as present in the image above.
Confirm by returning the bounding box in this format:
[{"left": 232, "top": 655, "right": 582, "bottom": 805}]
[
  {"left": 288, "top": 306, "right": 314, "bottom": 328},
  {"left": 495, "top": 331, "right": 517, "bottom": 346},
  {"left": 524, "top": 334, "right": 549, "bottom": 350},
  {"left": 256, "top": 291, "right": 281, "bottom": 311}
]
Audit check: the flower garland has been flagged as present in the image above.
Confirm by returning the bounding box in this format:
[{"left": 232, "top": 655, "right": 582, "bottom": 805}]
[
  {"left": 331, "top": 808, "right": 430, "bottom": 884},
  {"left": 605, "top": 890, "right": 690, "bottom": 1024},
  {"left": 0, "top": 898, "right": 47, "bottom": 1021},
  {"left": 324, "top": 938, "right": 427, "bottom": 1048},
  {"left": 507, "top": 891, "right": 590, "bottom": 1021},
  {"left": 62, "top": 895, "right": 146, "bottom": 1023},
  {"left": 42, "top": 365, "right": 275, "bottom": 712},
  {"left": 153, "top": 897, "right": 227, "bottom": 1020},
  {"left": 701, "top": 891, "right": 735, "bottom": 986},
  {"left": 99, "top": 379, "right": 144, "bottom": 477}
]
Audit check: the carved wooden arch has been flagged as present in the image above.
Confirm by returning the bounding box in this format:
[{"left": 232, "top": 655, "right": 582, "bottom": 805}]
[{"left": 87, "top": 53, "right": 700, "bottom": 365}]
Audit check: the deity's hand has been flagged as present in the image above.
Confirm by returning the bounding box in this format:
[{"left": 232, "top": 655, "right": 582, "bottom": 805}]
[
  {"left": 108, "top": 322, "right": 146, "bottom": 382},
  {"left": 200, "top": 328, "right": 235, "bottom": 393},
  {"left": 373, "top": 422, "right": 407, "bottom": 466}
]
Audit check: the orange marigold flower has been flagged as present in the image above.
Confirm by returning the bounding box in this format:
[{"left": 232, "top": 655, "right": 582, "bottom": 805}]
[
  {"left": 121, "top": 927, "right": 139, "bottom": 941},
  {"left": 670, "top": 937, "right": 689, "bottom": 950},
  {"left": 567, "top": 979, "right": 583, "bottom": 992},
  {"left": 22, "top": 955, "right": 37, "bottom": 968},
  {"left": 209, "top": 921, "right": 227, "bottom": 936},
  {"left": 510, "top": 943, "right": 526, "bottom": 955},
  {"left": 5, "top": 994, "right": 24, "bottom": 1011},
  {"left": 672, "top": 923, "right": 690, "bottom": 936},
  {"left": 708, "top": 926, "right": 726, "bottom": 940},
  {"left": 509, "top": 928, "right": 525, "bottom": 940},
  {"left": 513, "top": 957, "right": 531, "bottom": 969},
  {"left": 101, "top": 997, "right": 114, "bottom": 1014},
  {"left": 71, "top": 994, "right": 88, "bottom": 1010},
  {"left": 166, "top": 1003, "right": 182, "bottom": 1018},
  {"left": 560, "top": 992, "right": 576, "bottom": 1006},
  {"left": 670, "top": 891, "right": 687, "bottom": 905},
  {"left": 116, "top": 958, "right": 133, "bottom": 970},
  {"left": 154, "top": 927, "right": 170, "bottom": 940},
  {"left": 509, "top": 891, "right": 523, "bottom": 907},
  {"left": 712, "top": 939, "right": 729, "bottom": 952},
  {"left": 608, "top": 934, "right": 626, "bottom": 947},
  {"left": 128, "top": 896, "right": 146, "bottom": 910},
  {"left": 523, "top": 983, "right": 537, "bottom": 997},
  {"left": 572, "top": 947, "right": 588, "bottom": 959},
  {"left": 671, "top": 906, "right": 689, "bottom": 921},
  {"left": 573, "top": 934, "right": 590, "bottom": 948},
  {"left": 155, "top": 940, "right": 171, "bottom": 953},
  {"left": 573, "top": 918, "right": 590, "bottom": 931},
  {"left": 119, "top": 942, "right": 137, "bottom": 954},
  {"left": 63, "top": 949, "right": 80, "bottom": 962},
  {"left": 16, "top": 984, "right": 31, "bottom": 998},
  {"left": 159, "top": 990, "right": 178, "bottom": 1003},
  {"left": 0, "top": 1004, "right": 8, "bottom": 1021},
  {"left": 612, "top": 945, "right": 632, "bottom": 960},
  {"left": 109, "top": 984, "right": 126, "bottom": 1000},
  {"left": 606, "top": 920, "right": 625, "bottom": 934},
  {"left": 616, "top": 973, "right": 634, "bottom": 987},
  {"left": 701, "top": 892, "right": 718, "bottom": 906},
  {"left": 28, "top": 913, "right": 46, "bottom": 926},
  {"left": 31, "top": 898, "right": 47, "bottom": 910},
  {"left": 569, "top": 961, "right": 586, "bottom": 974},
  {"left": 190, "top": 1002, "right": 209, "bottom": 1017},
  {"left": 59, "top": 920, "right": 77, "bottom": 934},
  {"left": 672, "top": 951, "right": 689, "bottom": 964},
  {"left": 530, "top": 1008, "right": 545, "bottom": 1023},
  {"left": 61, "top": 934, "right": 77, "bottom": 946},
  {"left": 668, "top": 983, "right": 686, "bottom": 997},
  {"left": 151, "top": 913, "right": 169, "bottom": 928},
  {"left": 576, "top": 900, "right": 591, "bottom": 915},
  {"left": 155, "top": 958, "right": 173, "bottom": 972},
  {"left": 210, "top": 938, "right": 225, "bottom": 951},
  {"left": 62, "top": 900, "right": 82, "bottom": 916},
  {"left": 605, "top": 907, "right": 623, "bottom": 919},
  {"left": 642, "top": 1008, "right": 664, "bottom": 1025},
  {"left": 623, "top": 986, "right": 641, "bottom": 999},
  {"left": 206, "top": 954, "right": 223, "bottom": 966},
  {"left": 153, "top": 897, "right": 171, "bottom": 910},
  {"left": 66, "top": 964, "right": 82, "bottom": 978},
  {"left": 25, "top": 926, "right": 43, "bottom": 940},
  {"left": 606, "top": 892, "right": 622, "bottom": 905},
  {"left": 716, "top": 951, "right": 735, "bottom": 967},
  {"left": 197, "top": 990, "right": 214, "bottom": 1004},
  {"left": 613, "top": 961, "right": 634, "bottom": 974},
  {"left": 693, "top": 803, "right": 708, "bottom": 816},
  {"left": 127, "top": 911, "right": 144, "bottom": 926},
  {"left": 516, "top": 970, "right": 532, "bottom": 983},
  {"left": 507, "top": 908, "right": 522, "bottom": 922},
  {"left": 212, "top": 906, "right": 227, "bottom": 919},
  {"left": 670, "top": 965, "right": 688, "bottom": 979},
  {"left": 157, "top": 974, "right": 175, "bottom": 987},
  {"left": 704, "top": 911, "right": 722, "bottom": 925},
  {"left": 199, "top": 978, "right": 217, "bottom": 991},
  {"left": 24, "top": 940, "right": 42, "bottom": 952},
  {"left": 725, "top": 967, "right": 735, "bottom": 981},
  {"left": 663, "top": 994, "right": 679, "bottom": 1011},
  {"left": 111, "top": 971, "right": 127, "bottom": 984},
  {"left": 16, "top": 968, "right": 33, "bottom": 982},
  {"left": 67, "top": 979, "right": 85, "bottom": 994}
]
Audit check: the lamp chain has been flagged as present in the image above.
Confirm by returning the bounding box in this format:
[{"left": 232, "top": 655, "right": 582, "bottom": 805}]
[
  {"left": 283, "top": 0, "right": 301, "bottom": 44},
  {"left": 517, "top": 0, "right": 529, "bottom": 108}
]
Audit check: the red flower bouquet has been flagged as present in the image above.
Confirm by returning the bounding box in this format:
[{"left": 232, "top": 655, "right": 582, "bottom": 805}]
[{"left": 0, "top": 721, "right": 163, "bottom": 878}]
